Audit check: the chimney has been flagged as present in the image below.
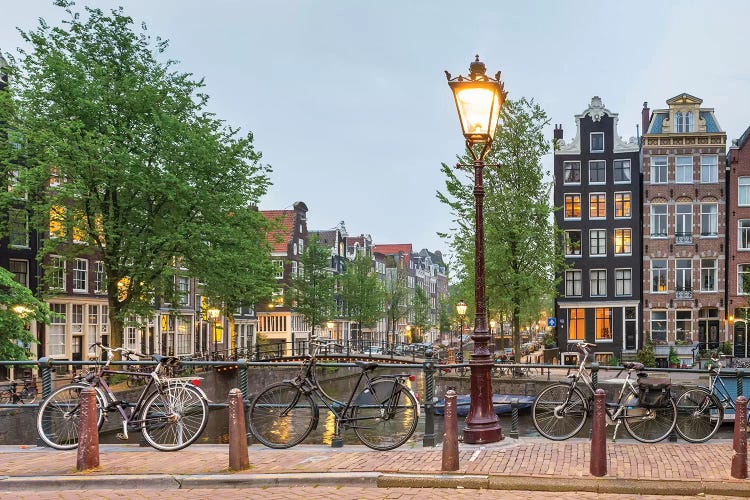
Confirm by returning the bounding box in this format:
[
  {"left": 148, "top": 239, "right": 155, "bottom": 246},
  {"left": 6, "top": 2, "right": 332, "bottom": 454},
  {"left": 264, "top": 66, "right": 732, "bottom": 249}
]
[
  {"left": 641, "top": 102, "right": 650, "bottom": 135},
  {"left": 553, "top": 124, "right": 564, "bottom": 141}
]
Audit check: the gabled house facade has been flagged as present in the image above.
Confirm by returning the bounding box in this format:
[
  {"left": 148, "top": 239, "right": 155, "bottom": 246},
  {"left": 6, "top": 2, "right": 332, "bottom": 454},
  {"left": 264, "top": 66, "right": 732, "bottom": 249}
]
[
  {"left": 553, "top": 96, "right": 642, "bottom": 364},
  {"left": 728, "top": 126, "right": 750, "bottom": 358}
]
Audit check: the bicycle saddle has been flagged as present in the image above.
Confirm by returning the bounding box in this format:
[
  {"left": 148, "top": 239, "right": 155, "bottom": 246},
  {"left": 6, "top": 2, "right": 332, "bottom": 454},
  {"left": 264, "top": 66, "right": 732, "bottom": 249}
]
[
  {"left": 355, "top": 361, "right": 378, "bottom": 372},
  {"left": 152, "top": 354, "right": 180, "bottom": 366},
  {"left": 622, "top": 362, "right": 644, "bottom": 371}
]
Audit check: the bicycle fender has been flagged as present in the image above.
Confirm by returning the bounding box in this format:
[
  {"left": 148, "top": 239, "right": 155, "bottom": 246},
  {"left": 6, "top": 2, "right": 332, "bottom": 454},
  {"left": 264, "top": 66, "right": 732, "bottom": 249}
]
[{"left": 366, "top": 377, "right": 421, "bottom": 420}]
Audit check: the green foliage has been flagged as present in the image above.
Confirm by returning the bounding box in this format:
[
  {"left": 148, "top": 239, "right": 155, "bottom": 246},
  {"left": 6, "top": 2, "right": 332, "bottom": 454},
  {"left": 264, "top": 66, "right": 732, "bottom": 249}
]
[
  {"left": 437, "top": 98, "right": 563, "bottom": 361},
  {"left": 541, "top": 331, "right": 556, "bottom": 348},
  {"left": 384, "top": 258, "right": 410, "bottom": 341},
  {"left": 0, "top": 268, "right": 50, "bottom": 360},
  {"left": 437, "top": 297, "right": 452, "bottom": 335},
  {"left": 10, "top": 2, "right": 273, "bottom": 347},
  {"left": 720, "top": 341, "right": 733, "bottom": 355},
  {"left": 608, "top": 357, "right": 620, "bottom": 367},
  {"left": 290, "top": 233, "right": 336, "bottom": 336},
  {"left": 412, "top": 286, "right": 430, "bottom": 343},
  {"left": 340, "top": 253, "right": 385, "bottom": 334},
  {"left": 668, "top": 346, "right": 679, "bottom": 365},
  {"left": 636, "top": 342, "right": 657, "bottom": 368}
]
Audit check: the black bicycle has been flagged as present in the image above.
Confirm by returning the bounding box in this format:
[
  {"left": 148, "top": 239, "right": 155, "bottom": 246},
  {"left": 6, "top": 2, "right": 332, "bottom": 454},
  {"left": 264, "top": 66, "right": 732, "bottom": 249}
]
[
  {"left": 248, "top": 337, "right": 420, "bottom": 451},
  {"left": 0, "top": 379, "right": 38, "bottom": 404}
]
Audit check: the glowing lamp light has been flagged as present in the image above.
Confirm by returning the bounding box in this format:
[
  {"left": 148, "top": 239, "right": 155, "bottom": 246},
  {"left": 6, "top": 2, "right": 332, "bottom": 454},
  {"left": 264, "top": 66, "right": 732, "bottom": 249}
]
[{"left": 456, "top": 300, "right": 468, "bottom": 317}]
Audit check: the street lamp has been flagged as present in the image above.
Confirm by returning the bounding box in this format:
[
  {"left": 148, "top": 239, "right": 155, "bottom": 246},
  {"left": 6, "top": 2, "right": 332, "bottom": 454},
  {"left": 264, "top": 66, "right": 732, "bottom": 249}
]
[
  {"left": 207, "top": 307, "right": 220, "bottom": 356},
  {"left": 446, "top": 55, "right": 507, "bottom": 444},
  {"left": 456, "top": 300, "right": 467, "bottom": 363},
  {"left": 490, "top": 319, "right": 496, "bottom": 358}
]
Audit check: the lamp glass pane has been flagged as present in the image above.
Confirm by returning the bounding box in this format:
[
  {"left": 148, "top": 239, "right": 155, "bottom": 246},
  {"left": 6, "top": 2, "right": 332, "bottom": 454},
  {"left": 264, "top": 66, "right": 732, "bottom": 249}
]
[{"left": 455, "top": 87, "right": 495, "bottom": 138}]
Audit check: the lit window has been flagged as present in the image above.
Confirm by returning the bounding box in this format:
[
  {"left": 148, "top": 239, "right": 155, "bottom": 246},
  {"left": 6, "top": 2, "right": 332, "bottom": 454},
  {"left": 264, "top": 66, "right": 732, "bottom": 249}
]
[
  {"left": 49, "top": 206, "right": 65, "bottom": 238},
  {"left": 589, "top": 193, "right": 606, "bottom": 219},
  {"left": 595, "top": 308, "right": 612, "bottom": 340},
  {"left": 614, "top": 228, "right": 631, "bottom": 255},
  {"left": 651, "top": 260, "right": 667, "bottom": 293},
  {"left": 568, "top": 308, "right": 585, "bottom": 341},
  {"left": 564, "top": 194, "right": 581, "bottom": 219},
  {"left": 614, "top": 192, "right": 631, "bottom": 218}
]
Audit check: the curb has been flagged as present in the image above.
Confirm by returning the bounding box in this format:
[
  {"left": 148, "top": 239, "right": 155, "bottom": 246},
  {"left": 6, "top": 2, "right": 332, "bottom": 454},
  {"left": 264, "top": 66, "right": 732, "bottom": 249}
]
[
  {"left": 378, "top": 473, "right": 750, "bottom": 497},
  {"left": 0, "top": 472, "right": 381, "bottom": 492}
]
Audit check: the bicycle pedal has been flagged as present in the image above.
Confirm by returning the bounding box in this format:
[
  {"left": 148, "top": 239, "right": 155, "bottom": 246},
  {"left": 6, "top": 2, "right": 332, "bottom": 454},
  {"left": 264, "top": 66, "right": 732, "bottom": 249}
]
[{"left": 115, "top": 433, "right": 129, "bottom": 441}]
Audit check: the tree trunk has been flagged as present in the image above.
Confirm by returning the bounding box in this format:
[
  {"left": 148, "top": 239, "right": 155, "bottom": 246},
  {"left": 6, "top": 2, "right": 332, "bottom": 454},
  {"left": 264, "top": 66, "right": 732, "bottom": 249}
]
[{"left": 512, "top": 306, "right": 521, "bottom": 365}]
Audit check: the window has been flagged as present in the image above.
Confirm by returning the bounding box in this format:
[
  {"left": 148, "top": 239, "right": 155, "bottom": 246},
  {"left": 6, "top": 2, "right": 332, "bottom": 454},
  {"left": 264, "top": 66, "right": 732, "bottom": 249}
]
[
  {"left": 651, "top": 156, "right": 667, "bottom": 184},
  {"left": 739, "top": 264, "right": 750, "bottom": 295},
  {"left": 564, "top": 230, "right": 581, "bottom": 256},
  {"left": 298, "top": 238, "right": 304, "bottom": 254},
  {"left": 614, "top": 192, "right": 631, "bottom": 218},
  {"left": 701, "top": 203, "right": 718, "bottom": 236},
  {"left": 590, "top": 269, "right": 606, "bottom": 297},
  {"left": 676, "top": 259, "right": 692, "bottom": 294},
  {"left": 73, "top": 258, "right": 88, "bottom": 292},
  {"left": 564, "top": 194, "right": 581, "bottom": 219},
  {"left": 700, "top": 155, "right": 718, "bottom": 183},
  {"left": 614, "top": 228, "right": 631, "bottom": 255},
  {"left": 48, "top": 303, "right": 67, "bottom": 356},
  {"left": 676, "top": 311, "right": 692, "bottom": 341},
  {"left": 9, "top": 259, "right": 29, "bottom": 287},
  {"left": 615, "top": 269, "right": 632, "bottom": 297},
  {"left": 589, "top": 193, "right": 606, "bottom": 219},
  {"left": 590, "top": 132, "right": 604, "bottom": 152},
  {"left": 740, "top": 220, "right": 750, "bottom": 250},
  {"left": 740, "top": 177, "right": 750, "bottom": 206},
  {"left": 651, "top": 260, "right": 667, "bottom": 293},
  {"left": 651, "top": 204, "right": 667, "bottom": 237},
  {"left": 568, "top": 308, "right": 584, "bottom": 341},
  {"left": 8, "top": 209, "right": 28, "bottom": 247},
  {"left": 563, "top": 161, "right": 581, "bottom": 184},
  {"left": 589, "top": 229, "right": 606, "bottom": 256},
  {"left": 272, "top": 260, "right": 284, "bottom": 279},
  {"left": 651, "top": 311, "right": 667, "bottom": 342},
  {"left": 291, "top": 260, "right": 298, "bottom": 277},
  {"left": 701, "top": 259, "right": 717, "bottom": 292},
  {"left": 49, "top": 255, "right": 66, "bottom": 291},
  {"left": 595, "top": 308, "right": 612, "bottom": 340},
  {"left": 72, "top": 304, "right": 83, "bottom": 334},
  {"left": 676, "top": 204, "right": 693, "bottom": 244},
  {"left": 589, "top": 160, "right": 605, "bottom": 184},
  {"left": 685, "top": 111, "right": 694, "bottom": 132},
  {"left": 613, "top": 159, "right": 631, "bottom": 183},
  {"left": 565, "top": 270, "right": 582, "bottom": 297},
  {"left": 675, "top": 112, "right": 684, "bottom": 133},
  {"left": 94, "top": 261, "right": 106, "bottom": 294},
  {"left": 177, "top": 276, "right": 190, "bottom": 306},
  {"left": 675, "top": 156, "right": 693, "bottom": 183}
]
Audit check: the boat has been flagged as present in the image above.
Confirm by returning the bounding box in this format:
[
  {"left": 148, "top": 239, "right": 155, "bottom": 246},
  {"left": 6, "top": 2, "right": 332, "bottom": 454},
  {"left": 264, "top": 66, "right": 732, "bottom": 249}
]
[{"left": 433, "top": 394, "right": 535, "bottom": 416}]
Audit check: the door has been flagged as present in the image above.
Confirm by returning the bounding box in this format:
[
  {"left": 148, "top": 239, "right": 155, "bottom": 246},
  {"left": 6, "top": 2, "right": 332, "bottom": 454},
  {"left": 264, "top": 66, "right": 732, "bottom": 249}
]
[
  {"left": 708, "top": 320, "right": 720, "bottom": 350},
  {"left": 625, "top": 307, "right": 637, "bottom": 350},
  {"left": 735, "top": 321, "right": 748, "bottom": 358},
  {"left": 72, "top": 336, "right": 83, "bottom": 361}
]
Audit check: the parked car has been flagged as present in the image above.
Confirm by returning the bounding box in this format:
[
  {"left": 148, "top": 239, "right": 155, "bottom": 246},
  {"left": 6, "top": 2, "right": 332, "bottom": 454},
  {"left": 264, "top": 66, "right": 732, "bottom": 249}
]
[{"left": 363, "top": 346, "right": 383, "bottom": 355}]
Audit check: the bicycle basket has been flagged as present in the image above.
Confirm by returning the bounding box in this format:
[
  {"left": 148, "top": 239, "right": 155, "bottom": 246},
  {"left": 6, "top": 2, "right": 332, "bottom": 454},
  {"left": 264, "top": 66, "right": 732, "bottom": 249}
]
[{"left": 638, "top": 380, "right": 671, "bottom": 408}]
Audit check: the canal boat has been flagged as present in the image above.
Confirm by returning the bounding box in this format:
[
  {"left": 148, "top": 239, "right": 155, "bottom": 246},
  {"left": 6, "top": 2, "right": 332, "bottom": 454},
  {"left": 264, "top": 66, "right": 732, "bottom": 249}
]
[{"left": 433, "top": 394, "right": 535, "bottom": 416}]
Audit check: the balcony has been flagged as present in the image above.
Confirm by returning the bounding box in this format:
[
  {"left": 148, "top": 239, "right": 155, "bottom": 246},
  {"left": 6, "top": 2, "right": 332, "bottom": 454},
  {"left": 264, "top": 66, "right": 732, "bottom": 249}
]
[
  {"left": 675, "top": 287, "right": 693, "bottom": 300},
  {"left": 674, "top": 232, "right": 692, "bottom": 245}
]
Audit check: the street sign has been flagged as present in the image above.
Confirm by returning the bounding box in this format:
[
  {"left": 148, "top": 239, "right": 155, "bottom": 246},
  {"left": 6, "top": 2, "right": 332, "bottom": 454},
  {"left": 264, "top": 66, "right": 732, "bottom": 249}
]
[{"left": 547, "top": 318, "right": 556, "bottom": 327}]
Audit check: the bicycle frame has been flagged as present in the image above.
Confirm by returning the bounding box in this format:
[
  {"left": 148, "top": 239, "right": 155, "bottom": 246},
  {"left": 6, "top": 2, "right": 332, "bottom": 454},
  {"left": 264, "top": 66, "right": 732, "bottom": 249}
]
[{"left": 706, "top": 363, "right": 736, "bottom": 412}]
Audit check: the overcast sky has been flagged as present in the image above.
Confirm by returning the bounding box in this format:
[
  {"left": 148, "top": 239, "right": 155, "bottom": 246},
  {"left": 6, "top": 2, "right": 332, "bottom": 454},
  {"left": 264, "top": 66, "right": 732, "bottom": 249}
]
[{"left": 3, "top": 1, "right": 750, "bottom": 261}]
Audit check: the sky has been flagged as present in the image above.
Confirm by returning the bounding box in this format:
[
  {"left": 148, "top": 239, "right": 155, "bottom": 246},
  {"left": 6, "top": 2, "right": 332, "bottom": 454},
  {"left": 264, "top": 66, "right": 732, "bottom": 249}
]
[{"left": 3, "top": 1, "right": 750, "bottom": 262}]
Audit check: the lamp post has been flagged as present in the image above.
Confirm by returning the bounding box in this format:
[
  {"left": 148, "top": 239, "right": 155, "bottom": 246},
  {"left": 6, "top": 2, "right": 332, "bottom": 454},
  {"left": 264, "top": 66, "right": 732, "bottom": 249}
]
[
  {"left": 456, "top": 300, "right": 467, "bottom": 363},
  {"left": 490, "top": 320, "right": 496, "bottom": 358},
  {"left": 446, "top": 55, "right": 507, "bottom": 444},
  {"left": 207, "top": 307, "right": 220, "bottom": 356}
]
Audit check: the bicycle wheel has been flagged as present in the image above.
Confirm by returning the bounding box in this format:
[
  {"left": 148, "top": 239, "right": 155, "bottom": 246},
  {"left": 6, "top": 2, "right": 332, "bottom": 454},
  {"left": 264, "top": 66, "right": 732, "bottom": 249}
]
[
  {"left": 674, "top": 388, "right": 723, "bottom": 443},
  {"left": 353, "top": 379, "right": 419, "bottom": 451},
  {"left": 36, "top": 384, "right": 105, "bottom": 450},
  {"left": 141, "top": 383, "right": 208, "bottom": 451},
  {"left": 248, "top": 382, "right": 316, "bottom": 449},
  {"left": 18, "top": 387, "right": 37, "bottom": 404},
  {"left": 532, "top": 383, "right": 587, "bottom": 440},
  {"left": 624, "top": 397, "right": 677, "bottom": 443}
]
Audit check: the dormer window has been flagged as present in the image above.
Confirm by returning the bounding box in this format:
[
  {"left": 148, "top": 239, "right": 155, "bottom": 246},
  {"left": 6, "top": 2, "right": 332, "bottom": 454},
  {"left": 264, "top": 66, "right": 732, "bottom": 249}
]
[
  {"left": 675, "top": 111, "right": 694, "bottom": 133},
  {"left": 590, "top": 132, "right": 604, "bottom": 153}
]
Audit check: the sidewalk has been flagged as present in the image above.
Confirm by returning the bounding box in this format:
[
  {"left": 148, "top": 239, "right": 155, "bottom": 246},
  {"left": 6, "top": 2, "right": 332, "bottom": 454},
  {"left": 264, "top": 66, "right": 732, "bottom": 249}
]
[{"left": 0, "top": 439, "right": 748, "bottom": 496}]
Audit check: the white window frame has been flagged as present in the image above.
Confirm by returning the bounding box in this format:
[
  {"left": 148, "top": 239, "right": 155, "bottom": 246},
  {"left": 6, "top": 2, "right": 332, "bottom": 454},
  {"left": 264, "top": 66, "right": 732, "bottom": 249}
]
[
  {"left": 8, "top": 208, "right": 29, "bottom": 248},
  {"left": 564, "top": 193, "right": 581, "bottom": 220},
  {"left": 614, "top": 228, "right": 632, "bottom": 255},
  {"left": 651, "top": 311, "right": 667, "bottom": 342},
  {"left": 272, "top": 259, "right": 284, "bottom": 279},
  {"left": 613, "top": 159, "right": 631, "bottom": 184},
  {"left": 565, "top": 270, "right": 582, "bottom": 297},
  {"left": 9, "top": 259, "right": 29, "bottom": 287},
  {"left": 651, "top": 156, "right": 667, "bottom": 184},
  {"left": 563, "top": 161, "right": 581, "bottom": 185},
  {"left": 94, "top": 261, "right": 106, "bottom": 294},
  {"left": 651, "top": 204, "right": 668, "bottom": 238},
  {"left": 564, "top": 230, "right": 581, "bottom": 257},
  {"left": 701, "top": 259, "right": 717, "bottom": 292},
  {"left": 675, "top": 156, "right": 693, "bottom": 184},
  {"left": 590, "top": 132, "right": 605, "bottom": 153},
  {"left": 700, "top": 155, "right": 718, "bottom": 184},
  {"left": 49, "top": 255, "right": 66, "bottom": 291},
  {"left": 589, "top": 192, "right": 606, "bottom": 219},
  {"left": 686, "top": 111, "right": 694, "bottom": 132},
  {"left": 73, "top": 258, "right": 88, "bottom": 293},
  {"left": 739, "top": 264, "right": 750, "bottom": 295},
  {"left": 739, "top": 177, "right": 750, "bottom": 206},
  {"left": 676, "top": 204, "right": 693, "bottom": 242},
  {"left": 676, "top": 259, "right": 692, "bottom": 293},
  {"left": 739, "top": 220, "right": 750, "bottom": 251},
  {"left": 651, "top": 259, "right": 668, "bottom": 294},
  {"left": 589, "top": 269, "right": 607, "bottom": 297},
  {"left": 589, "top": 229, "right": 607, "bottom": 257},
  {"left": 588, "top": 160, "right": 606, "bottom": 184},
  {"left": 701, "top": 203, "right": 718, "bottom": 237},
  {"left": 615, "top": 268, "right": 632, "bottom": 297},
  {"left": 614, "top": 192, "right": 631, "bottom": 219}
]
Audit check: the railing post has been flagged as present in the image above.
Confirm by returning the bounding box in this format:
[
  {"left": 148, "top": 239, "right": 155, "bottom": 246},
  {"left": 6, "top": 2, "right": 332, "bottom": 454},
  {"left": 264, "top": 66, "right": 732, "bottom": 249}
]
[
  {"left": 441, "top": 389, "right": 459, "bottom": 471},
  {"left": 591, "top": 362, "right": 599, "bottom": 392},
  {"left": 509, "top": 398, "right": 519, "bottom": 439},
  {"left": 228, "top": 388, "right": 250, "bottom": 471},
  {"left": 254, "top": 343, "right": 260, "bottom": 362},
  {"left": 732, "top": 396, "right": 748, "bottom": 479},
  {"left": 422, "top": 349, "right": 436, "bottom": 447},
  {"left": 737, "top": 369, "right": 745, "bottom": 398},
  {"left": 237, "top": 358, "right": 249, "bottom": 402},
  {"left": 590, "top": 388, "right": 607, "bottom": 477},
  {"left": 38, "top": 357, "right": 53, "bottom": 399},
  {"left": 76, "top": 386, "right": 100, "bottom": 471}
]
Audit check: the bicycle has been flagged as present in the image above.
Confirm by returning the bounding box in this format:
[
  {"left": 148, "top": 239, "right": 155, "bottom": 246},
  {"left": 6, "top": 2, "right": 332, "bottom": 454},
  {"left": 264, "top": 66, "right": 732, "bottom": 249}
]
[
  {"left": 37, "top": 342, "right": 209, "bottom": 451},
  {"left": 0, "top": 379, "right": 38, "bottom": 404},
  {"left": 532, "top": 342, "right": 677, "bottom": 443},
  {"left": 248, "top": 337, "right": 420, "bottom": 451},
  {"left": 674, "top": 356, "right": 749, "bottom": 443}
]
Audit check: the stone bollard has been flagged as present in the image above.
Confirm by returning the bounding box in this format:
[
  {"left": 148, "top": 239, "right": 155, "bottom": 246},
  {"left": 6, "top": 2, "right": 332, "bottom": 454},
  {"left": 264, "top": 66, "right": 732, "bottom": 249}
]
[
  {"left": 441, "top": 389, "right": 459, "bottom": 471},
  {"left": 76, "top": 387, "right": 100, "bottom": 471},
  {"left": 732, "top": 396, "right": 748, "bottom": 479},
  {"left": 228, "top": 388, "right": 250, "bottom": 471},
  {"left": 590, "top": 388, "right": 607, "bottom": 477}
]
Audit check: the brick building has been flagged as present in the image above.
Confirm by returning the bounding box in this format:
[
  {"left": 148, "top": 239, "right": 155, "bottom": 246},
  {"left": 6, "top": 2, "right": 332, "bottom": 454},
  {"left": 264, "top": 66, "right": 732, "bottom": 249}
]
[{"left": 728, "top": 126, "right": 750, "bottom": 358}]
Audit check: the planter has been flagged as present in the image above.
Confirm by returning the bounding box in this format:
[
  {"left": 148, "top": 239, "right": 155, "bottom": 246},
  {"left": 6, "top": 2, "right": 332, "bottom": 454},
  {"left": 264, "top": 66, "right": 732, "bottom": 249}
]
[{"left": 543, "top": 347, "right": 559, "bottom": 364}]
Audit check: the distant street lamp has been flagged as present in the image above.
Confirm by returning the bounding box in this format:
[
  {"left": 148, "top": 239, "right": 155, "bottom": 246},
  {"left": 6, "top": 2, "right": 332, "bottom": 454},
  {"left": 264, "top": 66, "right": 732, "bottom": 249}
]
[
  {"left": 207, "top": 307, "right": 220, "bottom": 356},
  {"left": 490, "top": 319, "right": 496, "bottom": 358},
  {"left": 446, "top": 55, "right": 507, "bottom": 444},
  {"left": 456, "top": 300, "right": 467, "bottom": 363}
]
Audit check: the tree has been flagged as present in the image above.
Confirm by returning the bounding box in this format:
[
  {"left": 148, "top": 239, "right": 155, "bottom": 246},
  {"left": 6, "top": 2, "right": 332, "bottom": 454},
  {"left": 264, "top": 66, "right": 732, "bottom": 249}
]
[
  {"left": 340, "top": 253, "right": 385, "bottom": 345},
  {"left": 290, "top": 233, "right": 336, "bottom": 337},
  {"left": 0, "top": 268, "right": 49, "bottom": 360},
  {"left": 412, "top": 286, "right": 430, "bottom": 344},
  {"left": 383, "top": 257, "right": 410, "bottom": 348},
  {"left": 11, "top": 2, "right": 273, "bottom": 349},
  {"left": 438, "top": 98, "right": 564, "bottom": 363}
]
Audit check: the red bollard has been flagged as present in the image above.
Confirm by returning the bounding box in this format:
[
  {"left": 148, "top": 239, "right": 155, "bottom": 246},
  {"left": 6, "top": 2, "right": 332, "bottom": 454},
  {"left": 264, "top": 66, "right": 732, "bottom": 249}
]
[
  {"left": 732, "top": 396, "right": 747, "bottom": 479},
  {"left": 590, "top": 388, "right": 607, "bottom": 477},
  {"left": 76, "top": 386, "right": 100, "bottom": 471},
  {"left": 228, "top": 388, "right": 250, "bottom": 471},
  {"left": 441, "top": 389, "right": 459, "bottom": 471}
]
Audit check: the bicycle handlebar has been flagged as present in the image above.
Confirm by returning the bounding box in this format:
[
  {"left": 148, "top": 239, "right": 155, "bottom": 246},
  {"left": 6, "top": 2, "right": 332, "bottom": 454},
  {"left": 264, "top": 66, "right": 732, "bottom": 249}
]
[{"left": 89, "top": 342, "right": 147, "bottom": 361}]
